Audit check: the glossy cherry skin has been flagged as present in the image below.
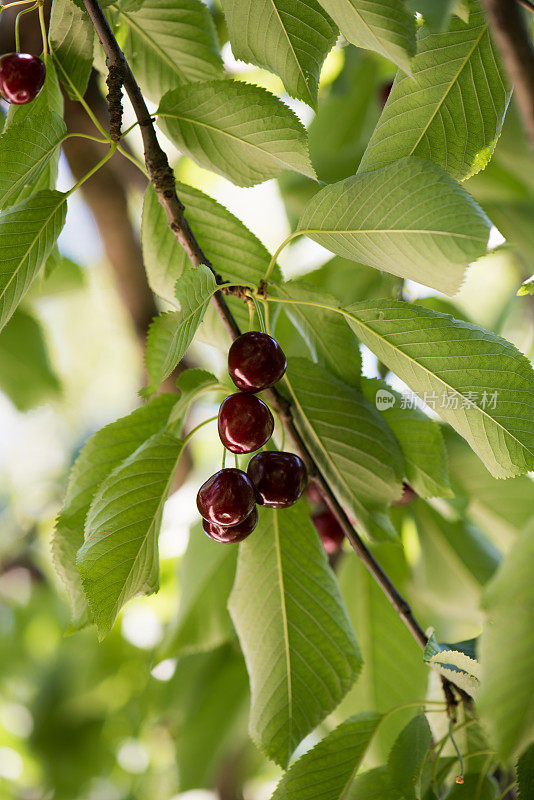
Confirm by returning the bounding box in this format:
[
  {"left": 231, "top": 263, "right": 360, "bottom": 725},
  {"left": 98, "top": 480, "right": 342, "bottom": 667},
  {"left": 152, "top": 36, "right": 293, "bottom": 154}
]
[
  {"left": 218, "top": 392, "right": 274, "bottom": 454},
  {"left": 197, "top": 468, "right": 256, "bottom": 527},
  {"left": 247, "top": 451, "right": 307, "bottom": 509},
  {"left": 203, "top": 506, "right": 258, "bottom": 543},
  {"left": 0, "top": 53, "right": 45, "bottom": 105},
  {"left": 228, "top": 332, "right": 287, "bottom": 392},
  {"left": 312, "top": 510, "right": 344, "bottom": 554}
]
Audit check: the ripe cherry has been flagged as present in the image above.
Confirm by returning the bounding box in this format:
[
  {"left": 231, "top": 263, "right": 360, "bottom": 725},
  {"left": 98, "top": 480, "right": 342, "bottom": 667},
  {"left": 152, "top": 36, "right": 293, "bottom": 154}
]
[
  {"left": 247, "top": 451, "right": 307, "bottom": 509},
  {"left": 312, "top": 510, "right": 345, "bottom": 554},
  {"left": 0, "top": 53, "right": 45, "bottom": 105},
  {"left": 197, "top": 468, "right": 256, "bottom": 527},
  {"left": 203, "top": 506, "right": 258, "bottom": 543},
  {"left": 218, "top": 393, "right": 274, "bottom": 454},
  {"left": 228, "top": 331, "right": 287, "bottom": 393}
]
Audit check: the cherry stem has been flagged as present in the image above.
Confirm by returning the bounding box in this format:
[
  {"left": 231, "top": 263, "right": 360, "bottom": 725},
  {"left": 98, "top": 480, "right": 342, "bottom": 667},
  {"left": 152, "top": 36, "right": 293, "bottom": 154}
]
[
  {"left": 448, "top": 719, "right": 465, "bottom": 781},
  {"left": 82, "top": 0, "right": 470, "bottom": 705},
  {"left": 14, "top": 1, "right": 38, "bottom": 52},
  {"left": 263, "top": 230, "right": 301, "bottom": 282},
  {"left": 221, "top": 447, "right": 227, "bottom": 470},
  {"left": 38, "top": 0, "right": 47, "bottom": 62},
  {"left": 66, "top": 143, "right": 117, "bottom": 197}
]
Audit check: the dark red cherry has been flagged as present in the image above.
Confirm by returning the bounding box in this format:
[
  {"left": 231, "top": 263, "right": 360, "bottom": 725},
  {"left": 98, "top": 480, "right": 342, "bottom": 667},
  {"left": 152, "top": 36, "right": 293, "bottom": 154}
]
[
  {"left": 196, "top": 468, "right": 256, "bottom": 527},
  {"left": 228, "top": 331, "right": 287, "bottom": 392},
  {"left": 392, "top": 482, "right": 417, "bottom": 506},
  {"left": 247, "top": 451, "right": 307, "bottom": 509},
  {"left": 312, "top": 510, "right": 345, "bottom": 554},
  {"left": 0, "top": 53, "right": 45, "bottom": 105},
  {"left": 378, "top": 79, "right": 393, "bottom": 109},
  {"left": 218, "top": 393, "right": 274, "bottom": 454},
  {"left": 202, "top": 506, "right": 258, "bottom": 543}
]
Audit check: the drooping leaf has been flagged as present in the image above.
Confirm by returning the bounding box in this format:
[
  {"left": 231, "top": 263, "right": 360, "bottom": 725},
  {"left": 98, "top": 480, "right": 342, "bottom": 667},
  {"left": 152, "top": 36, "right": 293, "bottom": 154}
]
[
  {"left": 479, "top": 527, "right": 534, "bottom": 760},
  {"left": 343, "top": 299, "right": 534, "bottom": 478},
  {"left": 273, "top": 282, "right": 362, "bottom": 388},
  {"left": 362, "top": 378, "right": 451, "bottom": 498},
  {"left": 0, "top": 190, "right": 67, "bottom": 332},
  {"left": 78, "top": 431, "right": 184, "bottom": 638},
  {"left": 387, "top": 714, "right": 432, "bottom": 800},
  {"left": 50, "top": 0, "right": 94, "bottom": 100},
  {"left": 119, "top": 0, "right": 222, "bottom": 104},
  {"left": 0, "top": 112, "right": 66, "bottom": 210},
  {"left": 144, "top": 265, "right": 217, "bottom": 394},
  {"left": 229, "top": 503, "right": 361, "bottom": 766},
  {"left": 517, "top": 743, "right": 534, "bottom": 800},
  {"left": 53, "top": 395, "right": 176, "bottom": 629},
  {"left": 284, "top": 357, "right": 404, "bottom": 539},
  {"left": 270, "top": 713, "right": 381, "bottom": 799},
  {"left": 221, "top": 0, "right": 337, "bottom": 108},
  {"left": 162, "top": 523, "right": 237, "bottom": 657},
  {"left": 345, "top": 766, "right": 400, "bottom": 800},
  {"left": 336, "top": 545, "right": 429, "bottom": 763},
  {"left": 317, "top": 0, "right": 416, "bottom": 73},
  {"left": 158, "top": 81, "right": 316, "bottom": 187},
  {"left": 169, "top": 646, "right": 249, "bottom": 792},
  {"left": 0, "top": 307, "right": 60, "bottom": 410},
  {"left": 142, "top": 182, "right": 281, "bottom": 303},
  {"left": 359, "top": 3, "right": 510, "bottom": 181},
  {"left": 297, "top": 157, "right": 491, "bottom": 295}
]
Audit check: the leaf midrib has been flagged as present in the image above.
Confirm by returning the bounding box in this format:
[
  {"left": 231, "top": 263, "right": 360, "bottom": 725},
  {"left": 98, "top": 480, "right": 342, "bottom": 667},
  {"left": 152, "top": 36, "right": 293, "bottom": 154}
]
[
  {"left": 273, "top": 509, "right": 293, "bottom": 763},
  {"left": 267, "top": 0, "right": 313, "bottom": 104},
  {"left": 117, "top": 8, "right": 188, "bottom": 84},
  {"left": 407, "top": 24, "right": 488, "bottom": 157}
]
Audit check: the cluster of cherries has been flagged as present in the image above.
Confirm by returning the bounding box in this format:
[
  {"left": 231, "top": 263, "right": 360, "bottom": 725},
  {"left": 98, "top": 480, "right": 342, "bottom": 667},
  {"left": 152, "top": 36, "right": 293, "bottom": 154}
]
[
  {"left": 196, "top": 332, "right": 307, "bottom": 543},
  {"left": 0, "top": 52, "right": 45, "bottom": 105}
]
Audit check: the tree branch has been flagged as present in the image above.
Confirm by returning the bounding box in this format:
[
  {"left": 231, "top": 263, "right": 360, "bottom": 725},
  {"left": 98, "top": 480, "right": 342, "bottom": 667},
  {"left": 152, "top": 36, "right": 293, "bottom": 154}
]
[
  {"left": 482, "top": 0, "right": 534, "bottom": 150},
  {"left": 81, "top": 0, "right": 455, "bottom": 672}
]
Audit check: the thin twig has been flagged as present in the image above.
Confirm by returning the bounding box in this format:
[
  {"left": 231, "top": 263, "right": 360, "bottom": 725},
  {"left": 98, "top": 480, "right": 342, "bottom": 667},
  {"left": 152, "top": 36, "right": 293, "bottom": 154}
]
[
  {"left": 81, "top": 0, "right": 468, "bottom": 693},
  {"left": 482, "top": 0, "right": 534, "bottom": 150},
  {"left": 516, "top": 0, "right": 534, "bottom": 14}
]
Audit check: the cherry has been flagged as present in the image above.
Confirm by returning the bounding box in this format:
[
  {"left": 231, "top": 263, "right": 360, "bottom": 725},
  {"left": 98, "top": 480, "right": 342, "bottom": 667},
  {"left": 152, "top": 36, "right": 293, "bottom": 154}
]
[
  {"left": 228, "top": 331, "right": 287, "bottom": 393},
  {"left": 378, "top": 79, "right": 393, "bottom": 110},
  {"left": 203, "top": 506, "right": 258, "bottom": 543},
  {"left": 312, "top": 510, "right": 344, "bottom": 554},
  {"left": 218, "top": 392, "right": 274, "bottom": 454},
  {"left": 247, "top": 451, "right": 307, "bottom": 508},
  {"left": 0, "top": 53, "right": 45, "bottom": 105},
  {"left": 196, "top": 468, "right": 256, "bottom": 527}
]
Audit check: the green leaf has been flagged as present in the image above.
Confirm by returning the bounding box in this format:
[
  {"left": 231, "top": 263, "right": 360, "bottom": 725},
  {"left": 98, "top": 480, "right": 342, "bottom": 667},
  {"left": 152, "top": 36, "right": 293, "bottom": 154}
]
[
  {"left": 297, "top": 157, "right": 490, "bottom": 295},
  {"left": 444, "top": 429, "right": 534, "bottom": 545},
  {"left": 336, "top": 544, "right": 428, "bottom": 762},
  {"left": 142, "top": 182, "right": 281, "bottom": 303},
  {"left": 145, "top": 265, "right": 217, "bottom": 394},
  {"left": 316, "top": 0, "right": 416, "bottom": 73},
  {"left": 162, "top": 523, "right": 237, "bottom": 657},
  {"left": 0, "top": 307, "right": 60, "bottom": 410},
  {"left": 0, "top": 111, "right": 66, "bottom": 210},
  {"left": 362, "top": 378, "right": 451, "bottom": 498},
  {"left": 359, "top": 4, "right": 510, "bottom": 181},
  {"left": 167, "top": 368, "right": 220, "bottom": 432},
  {"left": 229, "top": 503, "right": 361, "bottom": 766},
  {"left": 444, "top": 774, "right": 498, "bottom": 800},
  {"left": 157, "top": 81, "right": 316, "bottom": 187},
  {"left": 517, "top": 743, "right": 534, "bottom": 800},
  {"left": 118, "top": 0, "right": 222, "bottom": 104},
  {"left": 53, "top": 395, "right": 176, "bottom": 629},
  {"left": 387, "top": 714, "right": 432, "bottom": 800},
  {"left": 344, "top": 299, "right": 534, "bottom": 478},
  {"left": 78, "top": 431, "right": 184, "bottom": 638},
  {"left": 517, "top": 275, "right": 534, "bottom": 296},
  {"left": 284, "top": 358, "right": 404, "bottom": 539},
  {"left": 221, "top": 0, "right": 337, "bottom": 108},
  {"left": 170, "top": 646, "right": 249, "bottom": 791},
  {"left": 270, "top": 712, "right": 381, "bottom": 799},
  {"left": 345, "top": 766, "right": 400, "bottom": 800},
  {"left": 0, "top": 190, "right": 67, "bottom": 332},
  {"left": 479, "top": 527, "right": 534, "bottom": 760},
  {"left": 273, "top": 283, "right": 362, "bottom": 388},
  {"left": 413, "top": 502, "right": 500, "bottom": 590},
  {"left": 50, "top": 0, "right": 94, "bottom": 100}
]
